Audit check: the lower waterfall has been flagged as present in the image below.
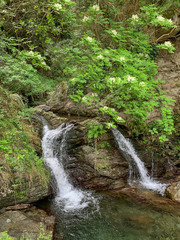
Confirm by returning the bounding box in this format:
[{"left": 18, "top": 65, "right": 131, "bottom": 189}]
[
  {"left": 42, "top": 122, "right": 95, "bottom": 211},
  {"left": 112, "top": 128, "right": 167, "bottom": 195}
]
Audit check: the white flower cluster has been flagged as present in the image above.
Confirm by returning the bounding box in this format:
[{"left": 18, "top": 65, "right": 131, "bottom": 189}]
[
  {"left": 167, "top": 19, "right": 173, "bottom": 24},
  {"left": 117, "top": 116, "right": 123, "bottom": 121},
  {"left": 71, "top": 78, "right": 76, "bottom": 83},
  {"left": 139, "top": 82, "right": 146, "bottom": 86},
  {"left": 82, "top": 96, "right": 87, "bottom": 101},
  {"left": 92, "top": 5, "right": 100, "bottom": 11},
  {"left": 157, "top": 16, "right": 165, "bottom": 22},
  {"left": 164, "top": 41, "right": 172, "bottom": 48},
  {"left": 37, "top": 54, "right": 42, "bottom": 59},
  {"left": 28, "top": 50, "right": 34, "bottom": 55},
  {"left": 103, "top": 106, "right": 108, "bottom": 111},
  {"left": 119, "top": 56, "right": 125, "bottom": 61},
  {"left": 65, "top": 0, "right": 71, "bottom": 2},
  {"left": 109, "top": 77, "right": 115, "bottom": 83},
  {"left": 127, "top": 75, "right": 136, "bottom": 82},
  {"left": 111, "top": 30, "right": 117, "bottom": 35},
  {"left": 97, "top": 54, "right": 104, "bottom": 59},
  {"left": 138, "top": 53, "right": 148, "bottom": 58},
  {"left": 28, "top": 51, "right": 46, "bottom": 65},
  {"left": 54, "top": 3, "right": 62, "bottom": 10},
  {"left": 157, "top": 16, "right": 173, "bottom": 25},
  {"left": 91, "top": 93, "right": 98, "bottom": 97},
  {"left": 87, "top": 36, "right": 93, "bottom": 42},
  {"left": 82, "top": 16, "right": 90, "bottom": 22},
  {"left": 132, "top": 14, "right": 139, "bottom": 21},
  {"left": 107, "top": 122, "right": 113, "bottom": 128},
  {"left": 104, "top": 50, "right": 109, "bottom": 54}
]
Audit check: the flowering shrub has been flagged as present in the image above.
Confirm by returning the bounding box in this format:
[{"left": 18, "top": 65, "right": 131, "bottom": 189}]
[
  {"left": 64, "top": 3, "right": 176, "bottom": 142},
  {"left": 0, "top": 0, "right": 177, "bottom": 142}
]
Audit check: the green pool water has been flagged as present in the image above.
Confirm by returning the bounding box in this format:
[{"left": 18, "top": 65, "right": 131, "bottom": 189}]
[{"left": 47, "top": 192, "right": 180, "bottom": 240}]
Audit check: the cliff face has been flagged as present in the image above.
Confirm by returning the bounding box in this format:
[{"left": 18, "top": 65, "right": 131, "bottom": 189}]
[
  {"left": 155, "top": 39, "right": 180, "bottom": 165},
  {"left": 157, "top": 39, "right": 180, "bottom": 115}
]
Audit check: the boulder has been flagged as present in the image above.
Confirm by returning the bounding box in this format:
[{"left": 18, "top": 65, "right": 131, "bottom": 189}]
[
  {"left": 0, "top": 176, "right": 50, "bottom": 209},
  {"left": 0, "top": 206, "right": 55, "bottom": 239},
  {"left": 63, "top": 119, "right": 128, "bottom": 190},
  {"left": 166, "top": 180, "right": 180, "bottom": 203},
  {"left": 47, "top": 83, "right": 99, "bottom": 118},
  {"left": 35, "top": 105, "right": 68, "bottom": 129}
]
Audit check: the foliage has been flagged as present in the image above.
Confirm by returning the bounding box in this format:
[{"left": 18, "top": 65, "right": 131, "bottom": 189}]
[
  {"left": 0, "top": 225, "right": 53, "bottom": 240},
  {"left": 140, "top": 0, "right": 180, "bottom": 11},
  {"left": 0, "top": 0, "right": 178, "bottom": 143},
  {"left": 87, "top": 122, "right": 106, "bottom": 140},
  {"left": 0, "top": 87, "right": 49, "bottom": 189},
  {"left": 0, "top": 32, "right": 56, "bottom": 99},
  {"left": 62, "top": 3, "right": 176, "bottom": 142},
  {"left": 0, "top": 0, "right": 76, "bottom": 46},
  {"left": 0, "top": 0, "right": 77, "bottom": 84}
]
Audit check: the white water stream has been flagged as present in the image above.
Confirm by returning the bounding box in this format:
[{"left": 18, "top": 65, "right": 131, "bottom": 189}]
[
  {"left": 112, "top": 128, "right": 168, "bottom": 195},
  {"left": 42, "top": 122, "right": 95, "bottom": 211}
]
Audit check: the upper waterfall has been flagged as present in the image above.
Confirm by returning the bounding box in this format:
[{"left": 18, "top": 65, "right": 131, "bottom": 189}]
[
  {"left": 112, "top": 128, "right": 168, "bottom": 195},
  {"left": 42, "top": 122, "right": 96, "bottom": 211}
]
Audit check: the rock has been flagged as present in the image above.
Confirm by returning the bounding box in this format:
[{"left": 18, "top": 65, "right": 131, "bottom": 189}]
[
  {"left": 6, "top": 204, "right": 32, "bottom": 210},
  {"left": 63, "top": 119, "right": 128, "bottom": 190},
  {"left": 35, "top": 105, "right": 68, "bottom": 128},
  {"left": 0, "top": 206, "right": 55, "bottom": 239},
  {"left": 166, "top": 181, "right": 180, "bottom": 203},
  {"left": 0, "top": 87, "right": 51, "bottom": 210},
  {"left": 46, "top": 83, "right": 99, "bottom": 118},
  {"left": 0, "top": 177, "right": 50, "bottom": 209},
  {"left": 10, "top": 94, "right": 24, "bottom": 109},
  {"left": 156, "top": 39, "right": 180, "bottom": 113}
]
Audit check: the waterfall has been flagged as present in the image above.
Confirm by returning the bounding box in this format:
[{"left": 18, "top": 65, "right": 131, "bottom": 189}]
[
  {"left": 112, "top": 128, "right": 168, "bottom": 195},
  {"left": 42, "top": 122, "right": 95, "bottom": 211}
]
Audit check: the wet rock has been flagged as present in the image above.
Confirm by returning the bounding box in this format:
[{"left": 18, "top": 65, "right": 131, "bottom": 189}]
[
  {"left": 107, "top": 187, "right": 180, "bottom": 215},
  {"left": 166, "top": 180, "right": 180, "bottom": 203},
  {"left": 0, "top": 206, "right": 55, "bottom": 239},
  {"left": 123, "top": 213, "right": 155, "bottom": 228},
  {"left": 65, "top": 119, "right": 128, "bottom": 190}
]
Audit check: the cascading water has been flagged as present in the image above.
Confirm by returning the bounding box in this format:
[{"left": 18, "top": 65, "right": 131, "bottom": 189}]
[
  {"left": 42, "top": 121, "right": 96, "bottom": 211},
  {"left": 112, "top": 128, "right": 168, "bottom": 195}
]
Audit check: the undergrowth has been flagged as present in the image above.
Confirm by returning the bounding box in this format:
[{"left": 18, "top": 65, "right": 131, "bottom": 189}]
[{"left": 0, "top": 86, "right": 49, "bottom": 196}]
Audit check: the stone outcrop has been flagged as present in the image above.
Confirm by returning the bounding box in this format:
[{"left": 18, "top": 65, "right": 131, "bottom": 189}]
[
  {"left": 0, "top": 206, "right": 55, "bottom": 239},
  {"left": 34, "top": 105, "right": 68, "bottom": 129},
  {"left": 0, "top": 88, "right": 51, "bottom": 209},
  {"left": 157, "top": 39, "right": 180, "bottom": 110},
  {"left": 47, "top": 83, "right": 99, "bottom": 118},
  {"left": 166, "top": 180, "right": 180, "bottom": 203},
  {"left": 67, "top": 122, "right": 128, "bottom": 190},
  {"left": 0, "top": 178, "right": 50, "bottom": 209}
]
